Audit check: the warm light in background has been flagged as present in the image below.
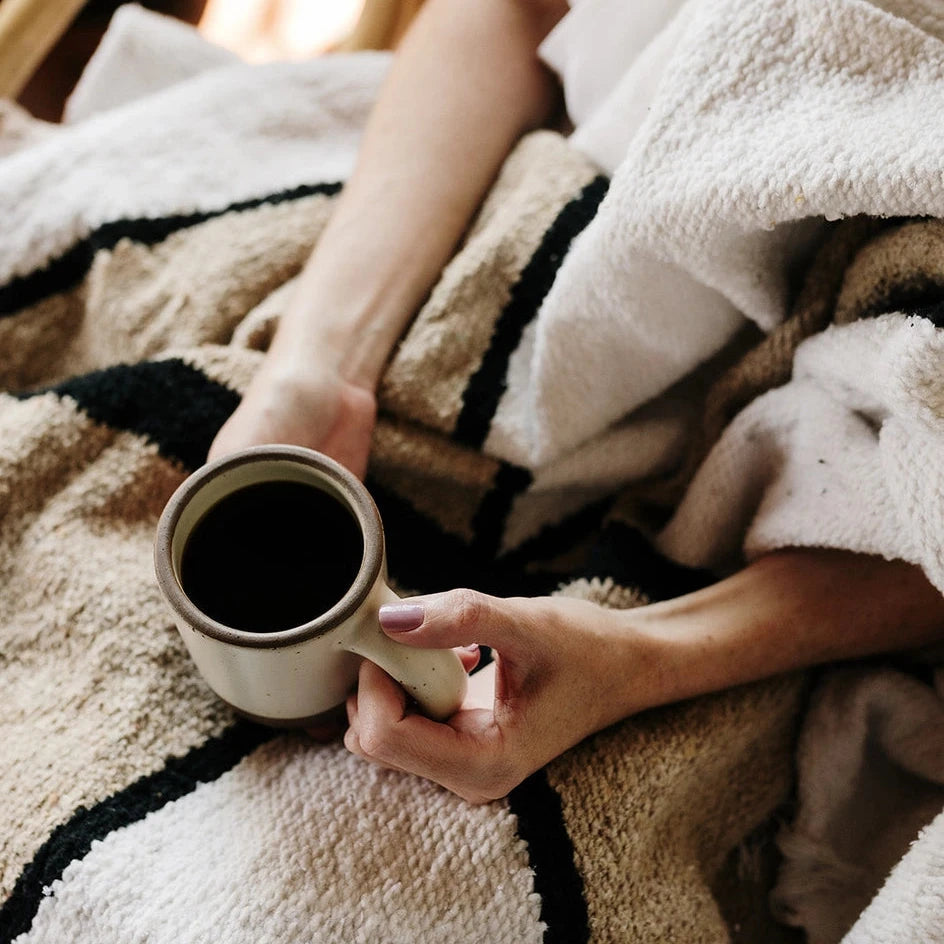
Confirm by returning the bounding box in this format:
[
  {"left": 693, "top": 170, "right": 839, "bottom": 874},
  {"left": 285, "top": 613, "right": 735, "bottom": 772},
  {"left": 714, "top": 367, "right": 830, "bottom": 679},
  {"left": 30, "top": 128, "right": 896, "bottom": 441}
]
[{"left": 199, "top": 0, "right": 366, "bottom": 61}]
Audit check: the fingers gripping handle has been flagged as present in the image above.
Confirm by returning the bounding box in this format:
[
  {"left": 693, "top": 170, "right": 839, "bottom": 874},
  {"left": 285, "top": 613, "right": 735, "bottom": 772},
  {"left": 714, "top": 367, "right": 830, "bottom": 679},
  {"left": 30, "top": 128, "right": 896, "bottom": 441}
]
[{"left": 348, "top": 586, "right": 467, "bottom": 721}]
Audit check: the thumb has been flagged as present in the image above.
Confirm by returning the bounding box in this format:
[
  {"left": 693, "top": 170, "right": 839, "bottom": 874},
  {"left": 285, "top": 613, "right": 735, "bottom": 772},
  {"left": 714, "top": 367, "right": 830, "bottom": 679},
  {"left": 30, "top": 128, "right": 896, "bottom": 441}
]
[{"left": 379, "top": 588, "right": 526, "bottom": 654}]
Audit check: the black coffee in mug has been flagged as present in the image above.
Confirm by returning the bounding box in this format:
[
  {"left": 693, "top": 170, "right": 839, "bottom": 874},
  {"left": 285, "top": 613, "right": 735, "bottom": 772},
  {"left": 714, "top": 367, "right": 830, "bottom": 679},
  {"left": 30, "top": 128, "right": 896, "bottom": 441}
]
[{"left": 180, "top": 480, "right": 364, "bottom": 633}]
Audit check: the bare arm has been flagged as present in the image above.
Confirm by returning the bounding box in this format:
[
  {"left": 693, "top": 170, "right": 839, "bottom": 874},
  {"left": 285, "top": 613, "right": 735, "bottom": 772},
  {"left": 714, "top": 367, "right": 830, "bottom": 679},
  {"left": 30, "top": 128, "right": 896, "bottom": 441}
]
[
  {"left": 628, "top": 549, "right": 944, "bottom": 711},
  {"left": 280, "top": 0, "right": 568, "bottom": 389},
  {"left": 345, "top": 549, "right": 944, "bottom": 803},
  {"left": 209, "top": 0, "right": 568, "bottom": 471}
]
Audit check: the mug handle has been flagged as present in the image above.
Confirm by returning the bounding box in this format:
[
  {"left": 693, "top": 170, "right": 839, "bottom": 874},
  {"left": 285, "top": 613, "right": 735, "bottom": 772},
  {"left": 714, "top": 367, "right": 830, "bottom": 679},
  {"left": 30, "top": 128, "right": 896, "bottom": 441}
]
[{"left": 346, "top": 584, "right": 468, "bottom": 722}]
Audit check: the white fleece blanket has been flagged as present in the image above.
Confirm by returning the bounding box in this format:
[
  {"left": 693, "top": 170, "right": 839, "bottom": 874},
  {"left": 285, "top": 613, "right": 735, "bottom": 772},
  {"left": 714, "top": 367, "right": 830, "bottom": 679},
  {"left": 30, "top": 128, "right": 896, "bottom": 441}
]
[
  {"left": 508, "top": 0, "right": 944, "bottom": 466},
  {"left": 4, "top": 2, "right": 944, "bottom": 941}
]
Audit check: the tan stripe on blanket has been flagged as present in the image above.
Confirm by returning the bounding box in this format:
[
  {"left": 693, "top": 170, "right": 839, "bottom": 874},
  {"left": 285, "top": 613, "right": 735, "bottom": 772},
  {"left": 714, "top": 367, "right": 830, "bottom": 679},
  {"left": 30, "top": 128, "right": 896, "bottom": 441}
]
[
  {"left": 0, "top": 191, "right": 338, "bottom": 391},
  {"left": 547, "top": 675, "right": 805, "bottom": 944},
  {"left": 0, "top": 395, "right": 232, "bottom": 898},
  {"left": 380, "top": 131, "right": 602, "bottom": 436}
]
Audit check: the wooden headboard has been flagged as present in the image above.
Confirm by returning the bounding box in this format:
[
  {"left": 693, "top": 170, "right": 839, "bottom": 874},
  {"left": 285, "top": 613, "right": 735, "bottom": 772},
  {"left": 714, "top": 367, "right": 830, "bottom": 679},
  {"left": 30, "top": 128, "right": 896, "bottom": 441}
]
[
  {"left": 0, "top": 0, "right": 426, "bottom": 106},
  {"left": 0, "top": 0, "right": 87, "bottom": 99}
]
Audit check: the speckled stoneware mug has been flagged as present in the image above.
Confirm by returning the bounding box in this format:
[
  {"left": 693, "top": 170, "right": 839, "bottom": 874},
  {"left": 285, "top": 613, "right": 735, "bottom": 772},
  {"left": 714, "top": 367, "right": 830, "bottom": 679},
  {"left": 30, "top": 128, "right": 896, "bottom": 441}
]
[{"left": 154, "top": 445, "right": 467, "bottom": 727}]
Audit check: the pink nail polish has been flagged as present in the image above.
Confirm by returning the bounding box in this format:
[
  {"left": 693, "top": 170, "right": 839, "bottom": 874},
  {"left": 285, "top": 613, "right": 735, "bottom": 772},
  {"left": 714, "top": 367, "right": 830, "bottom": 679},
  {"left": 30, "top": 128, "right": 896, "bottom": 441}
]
[{"left": 379, "top": 602, "right": 425, "bottom": 632}]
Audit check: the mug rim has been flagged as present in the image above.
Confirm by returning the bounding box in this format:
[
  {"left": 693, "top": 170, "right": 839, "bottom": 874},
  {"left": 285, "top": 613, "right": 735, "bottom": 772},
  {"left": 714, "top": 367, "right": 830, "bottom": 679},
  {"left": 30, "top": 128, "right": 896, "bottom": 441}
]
[{"left": 154, "top": 444, "right": 384, "bottom": 650}]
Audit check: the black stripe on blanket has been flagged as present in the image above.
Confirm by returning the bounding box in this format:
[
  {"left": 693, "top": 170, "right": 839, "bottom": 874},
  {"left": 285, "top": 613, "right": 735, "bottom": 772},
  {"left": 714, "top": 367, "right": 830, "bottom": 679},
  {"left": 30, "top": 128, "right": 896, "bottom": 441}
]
[
  {"left": 0, "top": 182, "right": 342, "bottom": 316},
  {"left": 470, "top": 463, "right": 534, "bottom": 560},
  {"left": 453, "top": 175, "right": 609, "bottom": 449},
  {"left": 500, "top": 495, "right": 613, "bottom": 578},
  {"left": 508, "top": 771, "right": 590, "bottom": 944},
  {"left": 370, "top": 477, "right": 610, "bottom": 599},
  {"left": 370, "top": 476, "right": 558, "bottom": 597},
  {"left": 0, "top": 722, "right": 272, "bottom": 944},
  {"left": 905, "top": 298, "right": 944, "bottom": 328},
  {"left": 582, "top": 519, "right": 715, "bottom": 602},
  {"left": 854, "top": 278, "right": 944, "bottom": 324},
  {"left": 18, "top": 358, "right": 240, "bottom": 470}
]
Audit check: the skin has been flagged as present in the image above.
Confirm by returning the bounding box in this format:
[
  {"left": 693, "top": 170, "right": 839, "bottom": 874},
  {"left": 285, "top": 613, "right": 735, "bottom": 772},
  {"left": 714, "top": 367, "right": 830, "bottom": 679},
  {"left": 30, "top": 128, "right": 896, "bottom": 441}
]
[
  {"left": 206, "top": 0, "right": 944, "bottom": 802},
  {"left": 207, "top": 0, "right": 569, "bottom": 475},
  {"left": 346, "top": 550, "right": 944, "bottom": 804}
]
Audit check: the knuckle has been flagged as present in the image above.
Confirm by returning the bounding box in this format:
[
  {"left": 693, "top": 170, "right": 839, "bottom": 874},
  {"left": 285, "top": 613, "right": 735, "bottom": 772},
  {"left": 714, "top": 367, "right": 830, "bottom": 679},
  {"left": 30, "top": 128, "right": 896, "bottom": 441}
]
[
  {"left": 356, "top": 720, "right": 388, "bottom": 759},
  {"left": 447, "top": 588, "right": 487, "bottom": 635},
  {"left": 477, "top": 759, "right": 519, "bottom": 802}
]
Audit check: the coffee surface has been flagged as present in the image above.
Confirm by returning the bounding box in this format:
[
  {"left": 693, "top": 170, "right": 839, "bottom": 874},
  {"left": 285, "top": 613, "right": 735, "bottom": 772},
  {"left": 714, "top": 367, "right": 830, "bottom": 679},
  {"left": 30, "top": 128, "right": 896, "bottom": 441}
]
[{"left": 180, "top": 480, "right": 364, "bottom": 633}]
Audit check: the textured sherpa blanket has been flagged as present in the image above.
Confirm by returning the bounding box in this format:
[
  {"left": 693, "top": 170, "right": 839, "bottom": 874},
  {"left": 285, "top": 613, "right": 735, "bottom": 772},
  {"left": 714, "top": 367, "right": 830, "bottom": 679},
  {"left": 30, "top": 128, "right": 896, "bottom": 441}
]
[
  {"left": 0, "top": 20, "right": 802, "bottom": 944},
  {"left": 2, "top": 3, "right": 944, "bottom": 943},
  {"left": 0, "top": 98, "right": 803, "bottom": 944}
]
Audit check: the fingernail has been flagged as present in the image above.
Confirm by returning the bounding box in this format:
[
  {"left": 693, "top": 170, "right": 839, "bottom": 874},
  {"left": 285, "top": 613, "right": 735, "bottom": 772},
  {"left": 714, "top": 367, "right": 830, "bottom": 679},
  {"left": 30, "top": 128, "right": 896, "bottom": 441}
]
[{"left": 379, "top": 602, "right": 425, "bottom": 632}]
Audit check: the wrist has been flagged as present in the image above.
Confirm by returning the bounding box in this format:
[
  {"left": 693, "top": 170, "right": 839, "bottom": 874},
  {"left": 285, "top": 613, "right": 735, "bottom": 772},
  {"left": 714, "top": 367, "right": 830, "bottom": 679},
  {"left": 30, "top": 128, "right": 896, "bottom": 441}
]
[
  {"left": 269, "top": 267, "right": 410, "bottom": 393},
  {"left": 621, "top": 605, "right": 719, "bottom": 714},
  {"left": 598, "top": 607, "right": 689, "bottom": 721},
  {"left": 613, "top": 587, "right": 768, "bottom": 718},
  {"left": 245, "top": 336, "right": 378, "bottom": 424},
  {"left": 264, "top": 306, "right": 383, "bottom": 399},
  {"left": 548, "top": 600, "right": 680, "bottom": 733}
]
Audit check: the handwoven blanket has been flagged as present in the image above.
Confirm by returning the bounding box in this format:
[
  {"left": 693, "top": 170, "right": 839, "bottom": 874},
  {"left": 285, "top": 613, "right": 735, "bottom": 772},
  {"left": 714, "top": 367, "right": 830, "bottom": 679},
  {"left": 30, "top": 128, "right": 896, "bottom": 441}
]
[{"left": 3, "top": 2, "right": 944, "bottom": 942}]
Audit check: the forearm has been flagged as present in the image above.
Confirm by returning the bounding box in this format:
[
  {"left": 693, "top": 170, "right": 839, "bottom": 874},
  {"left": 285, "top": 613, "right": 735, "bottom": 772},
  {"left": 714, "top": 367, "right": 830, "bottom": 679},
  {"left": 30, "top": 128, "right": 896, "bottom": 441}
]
[
  {"left": 626, "top": 549, "right": 944, "bottom": 715},
  {"left": 344, "top": 549, "right": 944, "bottom": 802},
  {"left": 270, "top": 0, "right": 567, "bottom": 390}
]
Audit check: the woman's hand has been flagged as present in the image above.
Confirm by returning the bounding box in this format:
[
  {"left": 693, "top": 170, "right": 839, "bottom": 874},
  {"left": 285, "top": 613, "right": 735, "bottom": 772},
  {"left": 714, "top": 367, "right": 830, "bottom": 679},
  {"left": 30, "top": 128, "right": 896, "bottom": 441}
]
[
  {"left": 344, "top": 589, "right": 649, "bottom": 804},
  {"left": 343, "top": 551, "right": 944, "bottom": 803},
  {"left": 207, "top": 355, "right": 377, "bottom": 479}
]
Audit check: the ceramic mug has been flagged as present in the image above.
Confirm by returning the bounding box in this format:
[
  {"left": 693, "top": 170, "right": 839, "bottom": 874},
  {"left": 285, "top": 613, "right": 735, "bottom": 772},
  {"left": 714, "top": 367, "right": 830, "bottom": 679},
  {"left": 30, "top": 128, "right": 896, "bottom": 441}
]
[{"left": 154, "top": 444, "right": 467, "bottom": 726}]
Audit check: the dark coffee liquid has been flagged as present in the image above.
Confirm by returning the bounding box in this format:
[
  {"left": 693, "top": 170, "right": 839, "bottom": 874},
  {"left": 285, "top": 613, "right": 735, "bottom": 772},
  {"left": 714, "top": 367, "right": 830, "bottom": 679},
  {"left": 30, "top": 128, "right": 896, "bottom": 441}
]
[{"left": 180, "top": 480, "right": 364, "bottom": 633}]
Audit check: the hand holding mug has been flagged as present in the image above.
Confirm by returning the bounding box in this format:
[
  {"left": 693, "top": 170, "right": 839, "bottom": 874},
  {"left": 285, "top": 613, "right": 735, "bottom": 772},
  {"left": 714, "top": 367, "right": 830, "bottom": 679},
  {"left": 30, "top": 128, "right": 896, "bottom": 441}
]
[
  {"left": 154, "top": 445, "right": 467, "bottom": 727},
  {"left": 344, "top": 590, "right": 644, "bottom": 804}
]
